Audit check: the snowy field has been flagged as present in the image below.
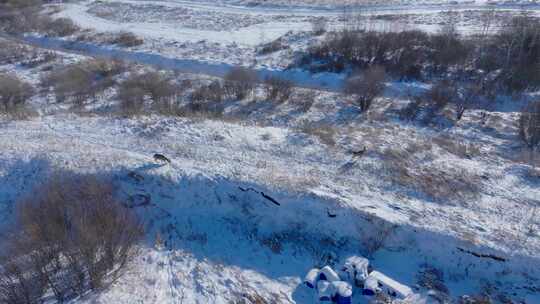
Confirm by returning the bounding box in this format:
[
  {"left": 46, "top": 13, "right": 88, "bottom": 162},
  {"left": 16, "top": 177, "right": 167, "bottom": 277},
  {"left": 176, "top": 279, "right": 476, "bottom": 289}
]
[{"left": 49, "top": 0, "right": 540, "bottom": 70}]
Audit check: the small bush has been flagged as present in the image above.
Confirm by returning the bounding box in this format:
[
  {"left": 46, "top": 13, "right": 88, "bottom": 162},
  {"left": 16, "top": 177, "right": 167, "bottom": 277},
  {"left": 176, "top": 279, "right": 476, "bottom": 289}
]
[
  {"left": 0, "top": 2, "right": 41, "bottom": 33},
  {"left": 0, "top": 174, "right": 143, "bottom": 303},
  {"left": 109, "top": 31, "right": 143, "bottom": 47},
  {"left": 0, "top": 73, "right": 34, "bottom": 114},
  {"left": 0, "top": 41, "right": 29, "bottom": 64},
  {"left": 344, "top": 66, "right": 386, "bottom": 113},
  {"left": 264, "top": 76, "right": 294, "bottom": 103},
  {"left": 290, "top": 90, "right": 316, "bottom": 113},
  {"left": 224, "top": 67, "right": 258, "bottom": 100},
  {"left": 43, "top": 59, "right": 123, "bottom": 106},
  {"left": 411, "top": 80, "right": 457, "bottom": 123},
  {"left": 1, "top": 0, "right": 42, "bottom": 8},
  {"left": 118, "top": 85, "right": 146, "bottom": 116},
  {"left": 21, "top": 51, "right": 57, "bottom": 68},
  {"left": 311, "top": 17, "right": 327, "bottom": 35},
  {"left": 399, "top": 98, "right": 423, "bottom": 122},
  {"left": 519, "top": 101, "right": 540, "bottom": 150},
  {"left": 45, "top": 17, "right": 78, "bottom": 37},
  {"left": 190, "top": 80, "right": 225, "bottom": 103},
  {"left": 300, "top": 17, "right": 540, "bottom": 93},
  {"left": 118, "top": 71, "right": 177, "bottom": 115},
  {"left": 424, "top": 80, "right": 457, "bottom": 114},
  {"left": 417, "top": 264, "right": 449, "bottom": 295},
  {"left": 455, "top": 83, "right": 481, "bottom": 121}
]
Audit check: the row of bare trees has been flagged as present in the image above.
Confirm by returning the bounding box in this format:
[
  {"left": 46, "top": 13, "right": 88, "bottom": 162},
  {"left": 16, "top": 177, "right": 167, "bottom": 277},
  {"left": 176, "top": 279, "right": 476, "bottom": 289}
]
[
  {"left": 0, "top": 174, "right": 143, "bottom": 303},
  {"left": 302, "top": 13, "right": 540, "bottom": 93},
  {"left": 118, "top": 67, "right": 297, "bottom": 116}
]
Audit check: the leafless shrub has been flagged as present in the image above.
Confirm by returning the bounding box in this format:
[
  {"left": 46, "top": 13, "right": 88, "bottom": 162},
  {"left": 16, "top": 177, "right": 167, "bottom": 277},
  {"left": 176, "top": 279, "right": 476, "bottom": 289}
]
[
  {"left": 455, "top": 83, "right": 482, "bottom": 121},
  {"left": 0, "top": 41, "right": 29, "bottom": 64},
  {"left": 0, "top": 4, "right": 40, "bottom": 34},
  {"left": 457, "top": 295, "right": 492, "bottom": 304},
  {"left": 399, "top": 97, "right": 423, "bottom": 122},
  {"left": 0, "top": 174, "right": 143, "bottom": 302},
  {"left": 519, "top": 101, "right": 540, "bottom": 150},
  {"left": 21, "top": 51, "right": 57, "bottom": 68},
  {"left": 0, "top": 0, "right": 42, "bottom": 8},
  {"left": 118, "top": 84, "right": 146, "bottom": 116},
  {"left": 311, "top": 17, "right": 327, "bottom": 35},
  {"left": 494, "top": 16, "right": 540, "bottom": 92},
  {"left": 408, "top": 80, "right": 458, "bottom": 124},
  {"left": 369, "top": 293, "right": 393, "bottom": 304},
  {"left": 0, "top": 255, "right": 45, "bottom": 304},
  {"left": 178, "top": 100, "right": 225, "bottom": 121},
  {"left": 118, "top": 71, "right": 177, "bottom": 115},
  {"left": 0, "top": 73, "right": 34, "bottom": 115},
  {"left": 289, "top": 89, "right": 316, "bottom": 113},
  {"left": 424, "top": 80, "right": 457, "bottom": 119},
  {"left": 190, "top": 80, "right": 225, "bottom": 103},
  {"left": 232, "top": 292, "right": 273, "bottom": 304},
  {"left": 417, "top": 264, "right": 449, "bottom": 295},
  {"left": 43, "top": 65, "right": 92, "bottom": 104},
  {"left": 224, "top": 67, "right": 258, "bottom": 100},
  {"left": 109, "top": 31, "right": 144, "bottom": 47},
  {"left": 264, "top": 76, "right": 294, "bottom": 103},
  {"left": 45, "top": 17, "right": 78, "bottom": 37},
  {"left": 43, "top": 59, "right": 123, "bottom": 106},
  {"left": 344, "top": 66, "right": 386, "bottom": 113},
  {"left": 298, "top": 121, "right": 337, "bottom": 146},
  {"left": 260, "top": 236, "right": 283, "bottom": 254}
]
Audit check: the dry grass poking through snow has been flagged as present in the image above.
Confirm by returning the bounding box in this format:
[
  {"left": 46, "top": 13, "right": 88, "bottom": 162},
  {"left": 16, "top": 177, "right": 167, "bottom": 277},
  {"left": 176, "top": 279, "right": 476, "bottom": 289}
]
[{"left": 372, "top": 131, "right": 483, "bottom": 204}]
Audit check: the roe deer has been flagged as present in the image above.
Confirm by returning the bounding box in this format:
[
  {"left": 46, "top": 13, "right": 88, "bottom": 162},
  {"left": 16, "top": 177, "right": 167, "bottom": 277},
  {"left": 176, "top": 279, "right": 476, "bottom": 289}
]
[
  {"left": 350, "top": 146, "right": 367, "bottom": 158},
  {"left": 153, "top": 153, "right": 171, "bottom": 163}
]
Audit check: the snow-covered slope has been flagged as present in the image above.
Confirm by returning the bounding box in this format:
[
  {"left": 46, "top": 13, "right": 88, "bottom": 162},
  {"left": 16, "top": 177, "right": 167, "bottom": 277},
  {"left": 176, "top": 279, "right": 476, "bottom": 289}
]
[{"left": 0, "top": 107, "right": 538, "bottom": 303}]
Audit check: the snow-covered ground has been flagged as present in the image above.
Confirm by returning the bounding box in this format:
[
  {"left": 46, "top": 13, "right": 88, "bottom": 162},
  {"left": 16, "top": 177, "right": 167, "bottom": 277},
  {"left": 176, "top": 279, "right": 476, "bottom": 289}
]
[
  {"left": 49, "top": 0, "right": 540, "bottom": 70},
  {"left": 1, "top": 40, "right": 540, "bottom": 303},
  {"left": 1, "top": 110, "right": 539, "bottom": 303}
]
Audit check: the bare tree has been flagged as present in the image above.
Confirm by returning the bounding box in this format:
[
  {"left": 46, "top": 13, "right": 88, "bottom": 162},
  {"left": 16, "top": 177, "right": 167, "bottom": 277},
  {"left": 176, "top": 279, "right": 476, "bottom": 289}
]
[
  {"left": 110, "top": 31, "right": 143, "bottom": 47},
  {"left": 0, "top": 174, "right": 143, "bottom": 302},
  {"left": 43, "top": 59, "right": 122, "bottom": 106},
  {"left": 264, "top": 76, "right": 294, "bottom": 103},
  {"left": 117, "top": 71, "right": 177, "bottom": 115},
  {"left": 0, "top": 73, "right": 33, "bottom": 113},
  {"left": 224, "top": 67, "right": 258, "bottom": 100},
  {"left": 455, "top": 83, "right": 481, "bottom": 121},
  {"left": 345, "top": 66, "right": 386, "bottom": 113},
  {"left": 311, "top": 17, "right": 327, "bottom": 35},
  {"left": 479, "top": 9, "right": 496, "bottom": 41},
  {"left": 439, "top": 10, "right": 460, "bottom": 45},
  {"left": 519, "top": 101, "right": 540, "bottom": 150},
  {"left": 118, "top": 84, "right": 146, "bottom": 116}
]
